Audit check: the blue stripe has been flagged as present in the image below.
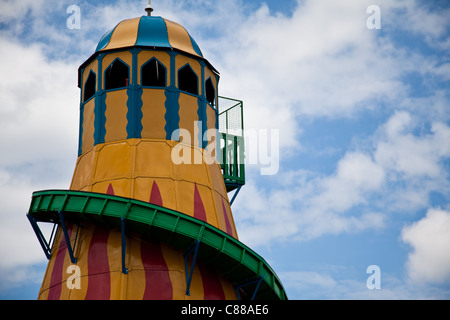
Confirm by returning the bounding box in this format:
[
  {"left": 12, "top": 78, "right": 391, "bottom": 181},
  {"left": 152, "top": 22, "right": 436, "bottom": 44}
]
[
  {"left": 197, "top": 97, "right": 205, "bottom": 148},
  {"left": 94, "top": 92, "right": 106, "bottom": 146},
  {"left": 164, "top": 89, "right": 180, "bottom": 141},
  {"left": 165, "top": 51, "right": 180, "bottom": 140},
  {"left": 136, "top": 16, "right": 171, "bottom": 48},
  {"left": 78, "top": 103, "right": 84, "bottom": 156},
  {"left": 96, "top": 28, "right": 114, "bottom": 52},
  {"left": 188, "top": 34, "right": 203, "bottom": 57},
  {"left": 126, "top": 87, "right": 143, "bottom": 139},
  {"left": 127, "top": 50, "right": 143, "bottom": 139}
]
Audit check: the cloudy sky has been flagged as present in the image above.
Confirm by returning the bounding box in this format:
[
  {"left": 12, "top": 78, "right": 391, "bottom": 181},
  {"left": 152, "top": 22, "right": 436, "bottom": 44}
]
[{"left": 1, "top": 0, "right": 450, "bottom": 299}]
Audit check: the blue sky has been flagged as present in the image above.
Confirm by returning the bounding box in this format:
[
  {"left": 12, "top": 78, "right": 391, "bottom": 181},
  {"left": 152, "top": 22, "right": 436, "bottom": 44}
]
[{"left": 1, "top": 0, "right": 450, "bottom": 300}]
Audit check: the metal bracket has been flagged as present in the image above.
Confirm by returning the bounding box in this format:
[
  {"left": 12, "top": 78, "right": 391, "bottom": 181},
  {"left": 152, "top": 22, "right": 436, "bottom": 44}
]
[
  {"left": 234, "top": 276, "right": 263, "bottom": 300},
  {"left": 27, "top": 214, "right": 57, "bottom": 260},
  {"left": 230, "top": 185, "right": 242, "bottom": 206},
  {"left": 121, "top": 218, "right": 128, "bottom": 274},
  {"left": 58, "top": 211, "right": 78, "bottom": 264},
  {"left": 183, "top": 240, "right": 200, "bottom": 296},
  {"left": 58, "top": 211, "right": 78, "bottom": 263}
]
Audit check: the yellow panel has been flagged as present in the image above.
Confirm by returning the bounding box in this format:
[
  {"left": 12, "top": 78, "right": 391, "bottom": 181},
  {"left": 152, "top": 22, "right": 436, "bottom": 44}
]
[
  {"left": 130, "top": 177, "right": 152, "bottom": 203},
  {"left": 165, "top": 19, "right": 199, "bottom": 58},
  {"left": 168, "top": 269, "right": 186, "bottom": 300},
  {"left": 208, "top": 163, "right": 228, "bottom": 199},
  {"left": 176, "top": 180, "right": 195, "bottom": 218},
  {"left": 196, "top": 183, "right": 219, "bottom": 228},
  {"left": 126, "top": 270, "right": 146, "bottom": 299},
  {"left": 175, "top": 55, "right": 202, "bottom": 95},
  {"left": 102, "top": 18, "right": 139, "bottom": 51},
  {"left": 141, "top": 89, "right": 166, "bottom": 139},
  {"left": 94, "top": 142, "right": 133, "bottom": 182},
  {"left": 125, "top": 236, "right": 146, "bottom": 299},
  {"left": 105, "top": 90, "right": 128, "bottom": 143},
  {"left": 212, "top": 191, "right": 224, "bottom": 234},
  {"left": 70, "top": 149, "right": 96, "bottom": 190},
  {"left": 160, "top": 243, "right": 186, "bottom": 300},
  {"left": 81, "top": 99, "right": 95, "bottom": 155},
  {"left": 107, "top": 230, "right": 125, "bottom": 300},
  {"left": 102, "top": 51, "right": 133, "bottom": 89},
  {"left": 107, "top": 229, "right": 123, "bottom": 273},
  {"left": 91, "top": 179, "right": 131, "bottom": 199},
  {"left": 178, "top": 93, "right": 200, "bottom": 148},
  {"left": 135, "top": 140, "right": 174, "bottom": 178},
  {"left": 177, "top": 160, "right": 210, "bottom": 187},
  {"left": 222, "top": 197, "right": 238, "bottom": 239},
  {"left": 137, "top": 51, "right": 171, "bottom": 85},
  {"left": 133, "top": 178, "right": 178, "bottom": 212}
]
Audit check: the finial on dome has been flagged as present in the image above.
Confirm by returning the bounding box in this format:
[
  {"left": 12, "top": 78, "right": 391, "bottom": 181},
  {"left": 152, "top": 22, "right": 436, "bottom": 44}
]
[{"left": 145, "top": 0, "right": 153, "bottom": 16}]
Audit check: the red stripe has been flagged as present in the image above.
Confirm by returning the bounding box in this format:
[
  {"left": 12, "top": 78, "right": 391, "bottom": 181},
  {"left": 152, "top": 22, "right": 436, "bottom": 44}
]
[
  {"left": 85, "top": 226, "right": 111, "bottom": 300},
  {"left": 222, "top": 199, "right": 233, "bottom": 236},
  {"left": 106, "top": 183, "right": 115, "bottom": 195},
  {"left": 198, "top": 262, "right": 226, "bottom": 300},
  {"left": 48, "top": 224, "right": 73, "bottom": 300},
  {"left": 141, "top": 239, "right": 173, "bottom": 300},
  {"left": 193, "top": 183, "right": 207, "bottom": 222},
  {"left": 149, "top": 181, "right": 163, "bottom": 206}
]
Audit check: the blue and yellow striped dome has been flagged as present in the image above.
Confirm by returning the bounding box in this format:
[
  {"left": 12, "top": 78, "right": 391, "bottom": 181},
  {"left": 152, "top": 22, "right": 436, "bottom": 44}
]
[{"left": 96, "top": 16, "right": 203, "bottom": 58}]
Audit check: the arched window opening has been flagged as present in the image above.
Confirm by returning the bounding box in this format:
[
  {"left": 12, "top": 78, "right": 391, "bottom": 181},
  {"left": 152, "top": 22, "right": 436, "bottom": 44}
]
[
  {"left": 105, "top": 59, "right": 129, "bottom": 90},
  {"left": 205, "top": 78, "right": 215, "bottom": 106},
  {"left": 142, "top": 59, "right": 166, "bottom": 87},
  {"left": 84, "top": 71, "right": 96, "bottom": 102},
  {"left": 178, "top": 65, "right": 198, "bottom": 95}
]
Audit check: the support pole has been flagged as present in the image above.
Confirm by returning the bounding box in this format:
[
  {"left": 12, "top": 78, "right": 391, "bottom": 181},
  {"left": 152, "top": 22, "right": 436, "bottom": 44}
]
[
  {"left": 183, "top": 240, "right": 200, "bottom": 296},
  {"left": 230, "top": 185, "right": 242, "bottom": 206},
  {"left": 121, "top": 218, "right": 128, "bottom": 274}
]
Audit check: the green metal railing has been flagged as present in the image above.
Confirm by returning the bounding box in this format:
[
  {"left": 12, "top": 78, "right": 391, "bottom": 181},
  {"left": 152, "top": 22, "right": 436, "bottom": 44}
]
[
  {"left": 27, "top": 190, "right": 287, "bottom": 300},
  {"left": 218, "top": 97, "right": 245, "bottom": 192}
]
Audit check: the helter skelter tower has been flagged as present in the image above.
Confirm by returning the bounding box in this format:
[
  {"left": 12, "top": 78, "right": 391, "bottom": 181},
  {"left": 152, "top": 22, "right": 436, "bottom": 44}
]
[{"left": 27, "top": 4, "right": 287, "bottom": 300}]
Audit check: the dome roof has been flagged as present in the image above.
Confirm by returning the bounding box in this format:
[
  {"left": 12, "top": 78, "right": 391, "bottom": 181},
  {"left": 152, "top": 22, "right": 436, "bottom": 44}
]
[{"left": 96, "top": 16, "right": 203, "bottom": 58}]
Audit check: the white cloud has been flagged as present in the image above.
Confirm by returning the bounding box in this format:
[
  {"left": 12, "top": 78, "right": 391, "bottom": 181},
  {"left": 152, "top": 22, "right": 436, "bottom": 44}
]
[
  {"left": 217, "top": 0, "right": 408, "bottom": 119},
  {"left": 280, "top": 271, "right": 337, "bottom": 289},
  {"left": 236, "top": 107, "right": 450, "bottom": 248},
  {"left": 0, "top": 37, "right": 79, "bottom": 169},
  {"left": 280, "top": 267, "right": 450, "bottom": 299},
  {"left": 374, "top": 111, "right": 450, "bottom": 179},
  {"left": 0, "top": 35, "right": 78, "bottom": 288},
  {"left": 235, "top": 152, "right": 387, "bottom": 247},
  {"left": 402, "top": 208, "right": 450, "bottom": 284}
]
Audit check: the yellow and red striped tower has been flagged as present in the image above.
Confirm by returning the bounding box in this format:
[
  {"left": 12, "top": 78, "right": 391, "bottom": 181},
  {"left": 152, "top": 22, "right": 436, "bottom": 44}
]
[{"left": 27, "top": 8, "right": 286, "bottom": 300}]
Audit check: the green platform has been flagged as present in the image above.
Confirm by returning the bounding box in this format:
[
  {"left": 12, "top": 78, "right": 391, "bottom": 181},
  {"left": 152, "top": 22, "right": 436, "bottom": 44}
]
[{"left": 27, "top": 190, "right": 287, "bottom": 300}]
